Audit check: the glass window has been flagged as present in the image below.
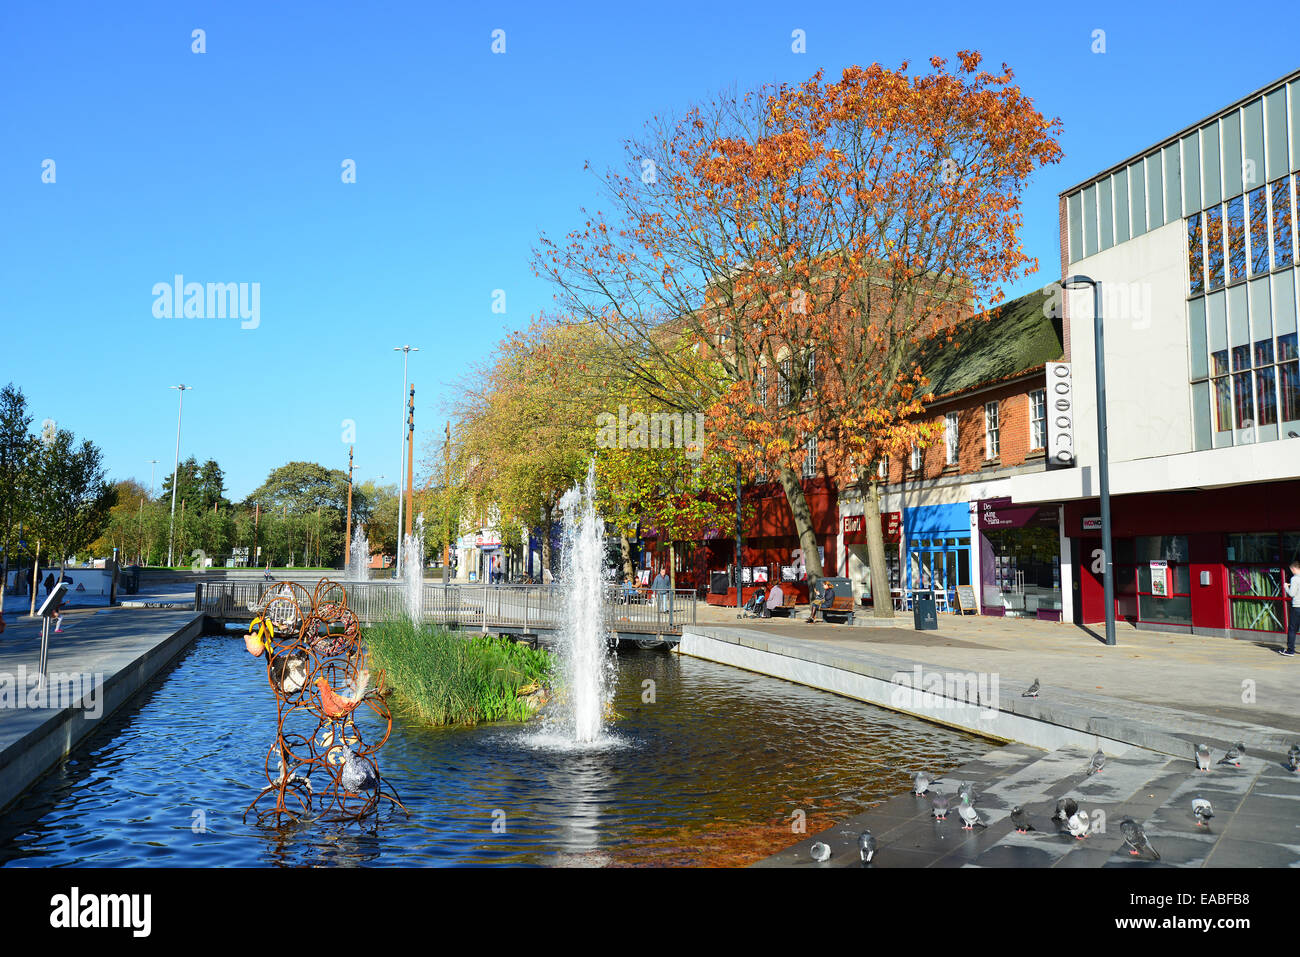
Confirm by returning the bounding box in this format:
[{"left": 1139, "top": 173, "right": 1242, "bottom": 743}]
[
  {"left": 910, "top": 444, "right": 921, "bottom": 472},
  {"left": 1272, "top": 176, "right": 1294, "bottom": 268},
  {"left": 1233, "top": 344, "right": 1255, "bottom": 428},
  {"left": 778, "top": 359, "right": 792, "bottom": 405},
  {"left": 1227, "top": 195, "right": 1246, "bottom": 281},
  {"left": 1029, "top": 389, "right": 1046, "bottom": 449},
  {"left": 984, "top": 401, "right": 1000, "bottom": 459},
  {"left": 801, "top": 435, "right": 816, "bottom": 479},
  {"left": 1187, "top": 212, "right": 1204, "bottom": 294},
  {"left": 1205, "top": 205, "right": 1225, "bottom": 289},
  {"left": 1250, "top": 186, "right": 1270, "bottom": 274},
  {"left": 1211, "top": 347, "right": 1232, "bottom": 431},
  {"left": 1256, "top": 338, "right": 1278, "bottom": 426},
  {"left": 1280, "top": 333, "right": 1300, "bottom": 422},
  {"left": 944, "top": 412, "right": 959, "bottom": 465}
]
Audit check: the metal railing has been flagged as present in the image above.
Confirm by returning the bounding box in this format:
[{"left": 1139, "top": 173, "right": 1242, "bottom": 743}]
[{"left": 196, "top": 580, "right": 699, "bottom": 634}]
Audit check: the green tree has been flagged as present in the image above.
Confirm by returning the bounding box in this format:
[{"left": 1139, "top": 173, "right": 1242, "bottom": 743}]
[
  {"left": 0, "top": 384, "right": 38, "bottom": 613},
  {"left": 30, "top": 429, "right": 116, "bottom": 577}
]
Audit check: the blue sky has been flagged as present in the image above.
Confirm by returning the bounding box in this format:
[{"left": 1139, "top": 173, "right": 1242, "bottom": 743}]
[{"left": 0, "top": 1, "right": 1291, "bottom": 499}]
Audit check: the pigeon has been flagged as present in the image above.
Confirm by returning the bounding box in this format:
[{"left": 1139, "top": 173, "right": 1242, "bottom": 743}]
[
  {"left": 932, "top": 794, "right": 950, "bottom": 821},
  {"left": 956, "top": 781, "right": 978, "bottom": 804},
  {"left": 810, "top": 842, "right": 831, "bottom": 862},
  {"left": 1191, "top": 798, "right": 1214, "bottom": 827},
  {"left": 1195, "top": 743, "right": 1212, "bottom": 772},
  {"left": 1086, "top": 750, "right": 1106, "bottom": 775},
  {"left": 1120, "top": 817, "right": 1160, "bottom": 859},
  {"left": 1054, "top": 797, "right": 1079, "bottom": 826},
  {"left": 958, "top": 795, "right": 987, "bottom": 830},
  {"left": 914, "top": 771, "right": 937, "bottom": 796},
  {"left": 1287, "top": 746, "right": 1300, "bottom": 773},
  {"left": 1217, "top": 742, "right": 1246, "bottom": 767},
  {"left": 1022, "top": 678, "right": 1040, "bottom": 698},
  {"left": 858, "top": 830, "right": 876, "bottom": 863},
  {"left": 1010, "top": 806, "right": 1035, "bottom": 833},
  {"left": 1066, "top": 808, "right": 1090, "bottom": 839}
]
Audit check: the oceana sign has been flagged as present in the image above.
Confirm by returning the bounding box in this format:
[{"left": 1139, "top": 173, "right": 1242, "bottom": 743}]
[{"left": 1046, "top": 362, "right": 1075, "bottom": 469}]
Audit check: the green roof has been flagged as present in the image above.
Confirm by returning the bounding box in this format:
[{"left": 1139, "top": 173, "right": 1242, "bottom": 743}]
[{"left": 917, "top": 287, "right": 1063, "bottom": 399}]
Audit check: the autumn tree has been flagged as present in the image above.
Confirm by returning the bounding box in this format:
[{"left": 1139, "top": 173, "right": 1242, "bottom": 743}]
[{"left": 537, "top": 53, "right": 1061, "bottom": 608}]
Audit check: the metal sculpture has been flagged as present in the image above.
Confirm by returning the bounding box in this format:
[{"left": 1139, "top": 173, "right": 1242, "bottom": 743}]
[{"left": 242, "top": 578, "right": 408, "bottom": 826}]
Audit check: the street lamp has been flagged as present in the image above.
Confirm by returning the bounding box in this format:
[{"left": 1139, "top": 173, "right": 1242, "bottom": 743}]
[
  {"left": 166, "top": 385, "right": 192, "bottom": 568},
  {"left": 393, "top": 346, "right": 418, "bottom": 576},
  {"left": 1062, "top": 275, "right": 1115, "bottom": 647}
]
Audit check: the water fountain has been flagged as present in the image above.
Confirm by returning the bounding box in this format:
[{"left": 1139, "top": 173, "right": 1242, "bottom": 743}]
[
  {"left": 548, "top": 464, "right": 614, "bottom": 745},
  {"left": 345, "top": 524, "right": 371, "bottom": 581},
  {"left": 401, "top": 513, "right": 425, "bottom": 622}
]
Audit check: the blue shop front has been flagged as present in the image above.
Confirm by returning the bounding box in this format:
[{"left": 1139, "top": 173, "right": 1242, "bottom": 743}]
[{"left": 902, "top": 502, "right": 973, "bottom": 609}]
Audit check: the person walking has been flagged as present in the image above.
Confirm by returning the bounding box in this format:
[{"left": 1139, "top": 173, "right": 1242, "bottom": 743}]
[
  {"left": 652, "top": 567, "right": 671, "bottom": 614},
  {"left": 44, "top": 571, "right": 56, "bottom": 598},
  {"left": 1282, "top": 560, "right": 1300, "bottom": 657}
]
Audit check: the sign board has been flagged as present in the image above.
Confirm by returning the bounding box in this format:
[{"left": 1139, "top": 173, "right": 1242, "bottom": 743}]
[
  {"left": 1082, "top": 516, "right": 1101, "bottom": 532},
  {"left": 842, "top": 511, "right": 902, "bottom": 545},
  {"left": 1046, "top": 362, "right": 1076, "bottom": 469},
  {"left": 978, "top": 498, "right": 1058, "bottom": 531},
  {"left": 38, "top": 582, "right": 69, "bottom": 618},
  {"left": 1150, "top": 560, "right": 1170, "bottom": 597},
  {"left": 954, "top": 584, "right": 978, "bottom": 614}
]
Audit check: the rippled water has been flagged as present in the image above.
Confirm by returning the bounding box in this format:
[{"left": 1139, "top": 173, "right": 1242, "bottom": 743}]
[{"left": 0, "top": 634, "right": 990, "bottom": 867}]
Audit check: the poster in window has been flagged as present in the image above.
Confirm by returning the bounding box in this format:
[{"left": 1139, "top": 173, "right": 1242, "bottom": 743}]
[
  {"left": 1150, "top": 560, "right": 1169, "bottom": 597},
  {"left": 753, "top": 566, "right": 769, "bottom": 584}
]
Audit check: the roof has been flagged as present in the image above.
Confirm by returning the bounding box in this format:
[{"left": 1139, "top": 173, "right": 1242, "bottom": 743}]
[{"left": 916, "top": 287, "right": 1063, "bottom": 400}]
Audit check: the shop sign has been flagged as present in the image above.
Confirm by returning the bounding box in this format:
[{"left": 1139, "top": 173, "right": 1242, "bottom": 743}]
[
  {"left": 978, "top": 497, "right": 1058, "bottom": 530},
  {"left": 842, "top": 511, "right": 901, "bottom": 545},
  {"left": 1082, "top": 516, "right": 1101, "bottom": 531},
  {"left": 1046, "top": 362, "right": 1076, "bottom": 470},
  {"left": 1150, "top": 560, "right": 1169, "bottom": 597}
]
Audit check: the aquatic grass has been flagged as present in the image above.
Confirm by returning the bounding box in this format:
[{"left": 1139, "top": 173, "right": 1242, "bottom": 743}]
[{"left": 364, "top": 618, "right": 552, "bottom": 726}]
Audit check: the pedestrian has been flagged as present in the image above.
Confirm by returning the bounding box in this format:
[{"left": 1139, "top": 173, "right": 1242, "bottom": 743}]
[
  {"left": 652, "top": 567, "right": 671, "bottom": 613},
  {"left": 1282, "top": 560, "right": 1300, "bottom": 657},
  {"left": 44, "top": 571, "right": 56, "bottom": 598}
]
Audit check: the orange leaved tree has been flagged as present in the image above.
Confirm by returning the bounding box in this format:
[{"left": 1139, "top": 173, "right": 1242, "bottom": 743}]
[{"left": 537, "top": 52, "right": 1062, "bottom": 609}]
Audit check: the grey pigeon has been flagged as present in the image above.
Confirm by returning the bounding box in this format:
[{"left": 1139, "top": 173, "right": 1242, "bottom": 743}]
[
  {"left": 1010, "top": 806, "right": 1034, "bottom": 833},
  {"left": 1195, "top": 743, "right": 1212, "bottom": 772},
  {"left": 1086, "top": 749, "right": 1106, "bottom": 775},
  {"left": 1191, "top": 798, "right": 1214, "bottom": 826},
  {"left": 956, "top": 781, "right": 978, "bottom": 804},
  {"left": 932, "top": 794, "right": 950, "bottom": 821},
  {"left": 339, "top": 743, "right": 377, "bottom": 794},
  {"left": 958, "top": 795, "right": 987, "bottom": 830},
  {"left": 1055, "top": 797, "right": 1079, "bottom": 824},
  {"left": 914, "top": 771, "right": 937, "bottom": 796},
  {"left": 858, "top": 829, "right": 876, "bottom": 863},
  {"left": 1067, "top": 808, "right": 1090, "bottom": 839},
  {"left": 1287, "top": 746, "right": 1300, "bottom": 773},
  {"left": 1022, "top": 678, "right": 1040, "bottom": 698},
  {"left": 1120, "top": 817, "right": 1160, "bottom": 859},
  {"left": 1217, "top": 742, "right": 1246, "bottom": 767},
  {"left": 810, "top": 841, "right": 831, "bottom": 862}
]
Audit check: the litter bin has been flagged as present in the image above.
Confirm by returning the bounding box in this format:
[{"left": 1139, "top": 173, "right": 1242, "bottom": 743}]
[{"left": 912, "top": 589, "right": 938, "bottom": 630}]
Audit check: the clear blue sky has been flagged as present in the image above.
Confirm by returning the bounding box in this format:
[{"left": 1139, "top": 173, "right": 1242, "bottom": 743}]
[{"left": 0, "top": 1, "right": 1291, "bottom": 499}]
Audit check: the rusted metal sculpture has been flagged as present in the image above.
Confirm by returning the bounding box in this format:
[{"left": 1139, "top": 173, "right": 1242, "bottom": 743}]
[{"left": 242, "top": 578, "right": 408, "bottom": 826}]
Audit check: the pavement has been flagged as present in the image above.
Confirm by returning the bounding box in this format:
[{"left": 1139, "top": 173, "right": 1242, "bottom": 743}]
[{"left": 0, "top": 605, "right": 204, "bottom": 811}]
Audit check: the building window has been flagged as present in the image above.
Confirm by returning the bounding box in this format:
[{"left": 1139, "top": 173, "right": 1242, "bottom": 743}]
[
  {"left": 1211, "top": 347, "right": 1232, "bottom": 432},
  {"left": 1280, "top": 333, "right": 1299, "bottom": 422},
  {"left": 1249, "top": 186, "right": 1269, "bottom": 275},
  {"left": 1272, "top": 175, "right": 1294, "bottom": 268},
  {"left": 1224, "top": 532, "right": 1300, "bottom": 633},
  {"left": 1232, "top": 344, "right": 1254, "bottom": 428},
  {"left": 1029, "top": 389, "right": 1047, "bottom": 449},
  {"left": 984, "top": 401, "right": 1000, "bottom": 459},
  {"left": 801, "top": 435, "right": 817, "bottom": 479},
  {"left": 1205, "top": 204, "right": 1224, "bottom": 289},
  {"left": 755, "top": 366, "right": 766, "bottom": 405},
  {"left": 944, "top": 413, "right": 959, "bottom": 465},
  {"left": 778, "top": 359, "right": 792, "bottom": 406},
  {"left": 910, "top": 444, "right": 922, "bottom": 472},
  {"left": 802, "top": 349, "right": 816, "bottom": 401},
  {"left": 878, "top": 455, "right": 889, "bottom": 480},
  {"left": 1226, "top": 195, "right": 1246, "bottom": 281},
  {"left": 1187, "top": 212, "right": 1204, "bottom": 295}
]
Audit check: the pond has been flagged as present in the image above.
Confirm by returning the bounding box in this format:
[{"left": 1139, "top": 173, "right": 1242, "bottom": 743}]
[{"left": 0, "top": 634, "right": 990, "bottom": 866}]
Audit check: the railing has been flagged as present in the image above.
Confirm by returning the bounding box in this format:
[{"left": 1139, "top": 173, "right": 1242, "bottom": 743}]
[{"left": 196, "top": 580, "right": 698, "bottom": 634}]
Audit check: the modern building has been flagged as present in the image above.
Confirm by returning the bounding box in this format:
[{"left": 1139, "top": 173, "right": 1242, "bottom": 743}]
[{"left": 972, "top": 69, "right": 1300, "bottom": 640}]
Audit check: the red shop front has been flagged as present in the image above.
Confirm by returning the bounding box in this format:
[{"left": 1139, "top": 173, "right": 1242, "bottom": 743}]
[{"left": 1064, "top": 481, "right": 1300, "bottom": 640}]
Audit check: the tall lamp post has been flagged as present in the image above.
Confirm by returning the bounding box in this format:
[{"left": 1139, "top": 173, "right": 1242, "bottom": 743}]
[
  {"left": 1062, "top": 275, "right": 1115, "bottom": 647},
  {"left": 393, "top": 346, "right": 418, "bottom": 577},
  {"left": 166, "top": 384, "right": 192, "bottom": 568}
]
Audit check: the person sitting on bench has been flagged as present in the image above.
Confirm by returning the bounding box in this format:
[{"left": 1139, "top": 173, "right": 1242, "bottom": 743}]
[{"left": 808, "top": 579, "right": 836, "bottom": 623}]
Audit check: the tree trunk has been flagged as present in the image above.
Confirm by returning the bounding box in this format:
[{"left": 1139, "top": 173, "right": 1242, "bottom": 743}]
[
  {"left": 540, "top": 502, "right": 553, "bottom": 576},
  {"left": 858, "top": 477, "right": 895, "bottom": 618},
  {"left": 776, "top": 465, "right": 825, "bottom": 590},
  {"left": 620, "top": 532, "right": 633, "bottom": 581},
  {"left": 668, "top": 541, "right": 676, "bottom": 591},
  {"left": 29, "top": 543, "right": 40, "bottom": 616}
]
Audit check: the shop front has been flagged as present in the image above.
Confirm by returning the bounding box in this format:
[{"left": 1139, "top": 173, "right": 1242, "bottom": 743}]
[
  {"left": 1066, "top": 482, "right": 1300, "bottom": 639},
  {"left": 977, "top": 497, "right": 1064, "bottom": 620},
  {"left": 841, "top": 510, "right": 902, "bottom": 606},
  {"left": 903, "top": 503, "right": 972, "bottom": 611}
]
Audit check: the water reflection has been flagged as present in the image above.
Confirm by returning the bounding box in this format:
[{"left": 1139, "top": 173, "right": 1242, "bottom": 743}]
[{"left": 0, "top": 636, "right": 990, "bottom": 867}]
